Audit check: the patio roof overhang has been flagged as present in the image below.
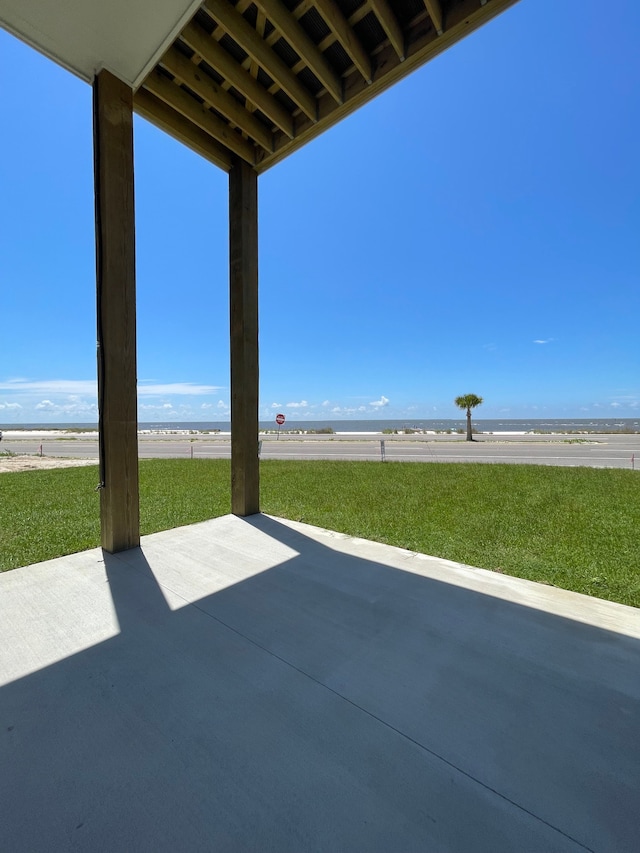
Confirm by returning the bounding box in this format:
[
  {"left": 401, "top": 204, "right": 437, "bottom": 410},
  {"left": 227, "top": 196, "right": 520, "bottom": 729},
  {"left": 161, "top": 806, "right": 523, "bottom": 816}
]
[
  {"left": 1, "top": 0, "right": 520, "bottom": 552},
  {"left": 1, "top": 0, "right": 518, "bottom": 173}
]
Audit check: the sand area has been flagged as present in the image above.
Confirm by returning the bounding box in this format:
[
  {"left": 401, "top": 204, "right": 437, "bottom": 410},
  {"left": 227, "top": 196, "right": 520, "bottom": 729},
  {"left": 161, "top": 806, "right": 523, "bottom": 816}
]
[{"left": 0, "top": 456, "right": 97, "bottom": 474}]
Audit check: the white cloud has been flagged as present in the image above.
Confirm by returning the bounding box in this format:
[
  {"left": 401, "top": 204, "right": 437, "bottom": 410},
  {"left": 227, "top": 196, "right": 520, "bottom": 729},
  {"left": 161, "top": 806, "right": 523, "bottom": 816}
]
[
  {"left": 1, "top": 379, "right": 97, "bottom": 395},
  {"left": 608, "top": 394, "right": 639, "bottom": 409},
  {"left": 369, "top": 395, "right": 389, "bottom": 408},
  {"left": 0, "top": 379, "right": 225, "bottom": 423},
  {"left": 138, "top": 382, "right": 222, "bottom": 396},
  {"left": 39, "top": 401, "right": 96, "bottom": 416},
  {"left": 271, "top": 402, "right": 281, "bottom": 408},
  {"left": 1, "top": 379, "right": 223, "bottom": 397},
  {"left": 217, "top": 400, "right": 229, "bottom": 410},
  {"left": 322, "top": 400, "right": 330, "bottom": 407},
  {"left": 286, "top": 400, "right": 308, "bottom": 408},
  {"left": 331, "top": 406, "right": 360, "bottom": 415},
  {"left": 533, "top": 339, "right": 553, "bottom": 345}
]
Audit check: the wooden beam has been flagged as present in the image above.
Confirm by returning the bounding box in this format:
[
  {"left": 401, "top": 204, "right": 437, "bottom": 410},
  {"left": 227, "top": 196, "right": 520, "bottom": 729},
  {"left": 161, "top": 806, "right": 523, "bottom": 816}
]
[
  {"left": 93, "top": 69, "right": 140, "bottom": 553},
  {"left": 160, "top": 47, "right": 273, "bottom": 151},
  {"left": 204, "top": 0, "right": 317, "bottom": 120},
  {"left": 134, "top": 88, "right": 233, "bottom": 171},
  {"left": 180, "top": 21, "right": 294, "bottom": 138},
  {"left": 143, "top": 69, "right": 256, "bottom": 164},
  {"left": 314, "top": 0, "right": 372, "bottom": 83},
  {"left": 369, "top": 0, "right": 405, "bottom": 60},
  {"left": 423, "top": 0, "right": 444, "bottom": 35},
  {"left": 229, "top": 158, "right": 259, "bottom": 516},
  {"left": 252, "top": 0, "right": 343, "bottom": 103},
  {"left": 246, "top": 8, "right": 268, "bottom": 113},
  {"left": 256, "top": 0, "right": 520, "bottom": 173}
]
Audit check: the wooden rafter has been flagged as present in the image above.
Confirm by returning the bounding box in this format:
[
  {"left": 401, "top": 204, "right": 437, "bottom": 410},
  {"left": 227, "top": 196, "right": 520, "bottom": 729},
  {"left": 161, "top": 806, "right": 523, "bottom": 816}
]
[
  {"left": 134, "top": 89, "right": 233, "bottom": 170},
  {"left": 246, "top": 8, "right": 267, "bottom": 113},
  {"left": 368, "top": 0, "right": 405, "bottom": 61},
  {"left": 257, "top": 0, "right": 518, "bottom": 172},
  {"left": 143, "top": 68, "right": 256, "bottom": 164},
  {"left": 252, "top": 0, "right": 343, "bottom": 104},
  {"left": 314, "top": 0, "right": 372, "bottom": 83},
  {"left": 179, "top": 21, "right": 294, "bottom": 138},
  {"left": 203, "top": 0, "right": 318, "bottom": 120},
  {"left": 423, "top": 0, "right": 444, "bottom": 35},
  {"left": 160, "top": 47, "right": 273, "bottom": 151},
  {"left": 135, "top": 0, "right": 521, "bottom": 175},
  {"left": 235, "top": 0, "right": 367, "bottom": 64}
]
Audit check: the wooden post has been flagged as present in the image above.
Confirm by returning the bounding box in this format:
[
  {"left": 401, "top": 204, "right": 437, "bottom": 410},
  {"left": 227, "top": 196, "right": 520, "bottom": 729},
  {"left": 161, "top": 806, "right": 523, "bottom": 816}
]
[
  {"left": 93, "top": 69, "right": 140, "bottom": 552},
  {"left": 229, "top": 157, "right": 259, "bottom": 516}
]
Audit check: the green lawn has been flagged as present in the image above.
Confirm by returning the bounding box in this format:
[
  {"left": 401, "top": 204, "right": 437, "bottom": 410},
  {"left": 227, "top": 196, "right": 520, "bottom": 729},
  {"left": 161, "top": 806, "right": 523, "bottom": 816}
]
[{"left": 1, "top": 459, "right": 638, "bottom": 608}]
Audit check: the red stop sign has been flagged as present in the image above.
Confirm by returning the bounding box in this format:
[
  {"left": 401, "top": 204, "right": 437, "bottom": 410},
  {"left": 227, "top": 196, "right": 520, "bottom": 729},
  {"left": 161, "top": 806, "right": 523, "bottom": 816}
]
[{"left": 275, "top": 413, "right": 285, "bottom": 425}]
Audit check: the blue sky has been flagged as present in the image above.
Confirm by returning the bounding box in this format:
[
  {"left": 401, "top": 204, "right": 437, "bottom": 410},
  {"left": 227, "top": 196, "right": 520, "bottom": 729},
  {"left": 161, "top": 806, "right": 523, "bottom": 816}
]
[{"left": 1, "top": 0, "right": 639, "bottom": 424}]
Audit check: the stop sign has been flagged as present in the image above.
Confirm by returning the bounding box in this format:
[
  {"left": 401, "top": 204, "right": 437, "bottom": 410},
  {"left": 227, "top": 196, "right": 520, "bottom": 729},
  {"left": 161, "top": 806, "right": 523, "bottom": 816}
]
[{"left": 275, "top": 413, "right": 285, "bottom": 425}]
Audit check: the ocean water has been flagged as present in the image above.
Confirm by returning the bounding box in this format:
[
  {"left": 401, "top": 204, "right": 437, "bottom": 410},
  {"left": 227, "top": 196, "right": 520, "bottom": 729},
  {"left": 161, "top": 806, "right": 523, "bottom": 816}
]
[{"left": 3, "top": 418, "right": 640, "bottom": 433}]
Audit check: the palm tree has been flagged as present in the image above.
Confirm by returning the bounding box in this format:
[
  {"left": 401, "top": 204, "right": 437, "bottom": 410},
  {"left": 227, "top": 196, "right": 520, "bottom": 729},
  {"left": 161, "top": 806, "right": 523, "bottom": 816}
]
[{"left": 454, "top": 394, "right": 483, "bottom": 441}]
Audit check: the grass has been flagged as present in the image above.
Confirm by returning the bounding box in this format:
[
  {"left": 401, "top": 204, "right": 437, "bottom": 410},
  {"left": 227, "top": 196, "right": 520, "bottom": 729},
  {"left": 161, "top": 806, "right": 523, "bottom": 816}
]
[
  {"left": 0, "top": 461, "right": 230, "bottom": 572},
  {"left": 1, "top": 459, "right": 638, "bottom": 608}
]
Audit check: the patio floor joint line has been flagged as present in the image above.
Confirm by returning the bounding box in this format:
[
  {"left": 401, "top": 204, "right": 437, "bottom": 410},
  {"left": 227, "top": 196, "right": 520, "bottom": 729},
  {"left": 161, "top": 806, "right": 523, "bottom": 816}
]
[{"left": 131, "top": 555, "right": 596, "bottom": 853}]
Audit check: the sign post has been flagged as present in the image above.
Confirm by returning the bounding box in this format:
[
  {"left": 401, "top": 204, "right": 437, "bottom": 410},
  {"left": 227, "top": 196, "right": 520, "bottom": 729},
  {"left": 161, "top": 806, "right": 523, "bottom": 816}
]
[{"left": 275, "top": 412, "right": 285, "bottom": 439}]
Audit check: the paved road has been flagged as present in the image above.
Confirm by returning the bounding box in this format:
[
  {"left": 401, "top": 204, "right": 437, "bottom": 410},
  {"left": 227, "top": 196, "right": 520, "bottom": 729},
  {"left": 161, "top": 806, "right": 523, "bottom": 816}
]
[
  {"left": 261, "top": 437, "right": 640, "bottom": 468},
  {"left": 2, "top": 432, "right": 639, "bottom": 469}
]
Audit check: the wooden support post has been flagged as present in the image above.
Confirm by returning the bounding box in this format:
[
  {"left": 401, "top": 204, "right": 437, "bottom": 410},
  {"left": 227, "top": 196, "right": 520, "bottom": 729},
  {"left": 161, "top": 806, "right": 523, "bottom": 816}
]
[
  {"left": 229, "top": 157, "right": 260, "bottom": 516},
  {"left": 93, "top": 69, "right": 140, "bottom": 552}
]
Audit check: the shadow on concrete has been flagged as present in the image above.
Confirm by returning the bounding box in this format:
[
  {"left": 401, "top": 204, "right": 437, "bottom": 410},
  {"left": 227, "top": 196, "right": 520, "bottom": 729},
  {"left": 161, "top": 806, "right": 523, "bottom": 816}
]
[{"left": 1, "top": 514, "right": 638, "bottom": 852}]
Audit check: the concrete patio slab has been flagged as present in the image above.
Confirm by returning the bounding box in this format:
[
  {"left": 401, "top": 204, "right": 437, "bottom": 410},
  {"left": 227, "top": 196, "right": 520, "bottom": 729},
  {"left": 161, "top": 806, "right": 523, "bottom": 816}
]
[{"left": 1, "top": 514, "right": 638, "bottom": 852}]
